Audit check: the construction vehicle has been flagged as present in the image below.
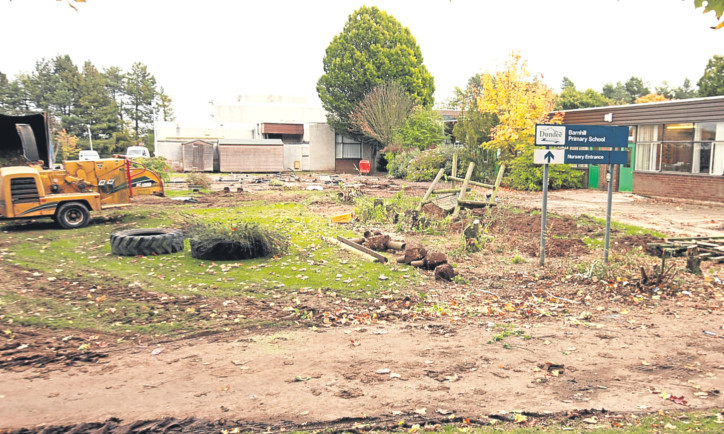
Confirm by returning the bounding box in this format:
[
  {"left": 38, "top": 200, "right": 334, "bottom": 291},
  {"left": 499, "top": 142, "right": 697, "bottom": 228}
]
[{"left": 0, "top": 112, "right": 164, "bottom": 229}]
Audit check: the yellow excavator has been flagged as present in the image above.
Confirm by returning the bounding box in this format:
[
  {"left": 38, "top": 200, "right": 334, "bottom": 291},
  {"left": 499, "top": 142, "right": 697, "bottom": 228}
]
[{"left": 0, "top": 113, "right": 164, "bottom": 229}]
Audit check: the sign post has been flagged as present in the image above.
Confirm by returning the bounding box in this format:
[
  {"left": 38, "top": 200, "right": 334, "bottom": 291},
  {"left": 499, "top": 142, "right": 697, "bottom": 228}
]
[{"left": 535, "top": 124, "right": 629, "bottom": 265}]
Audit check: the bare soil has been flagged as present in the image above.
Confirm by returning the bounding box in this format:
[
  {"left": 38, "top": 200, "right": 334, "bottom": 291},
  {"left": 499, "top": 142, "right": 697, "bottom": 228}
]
[{"left": 1, "top": 175, "right": 723, "bottom": 433}]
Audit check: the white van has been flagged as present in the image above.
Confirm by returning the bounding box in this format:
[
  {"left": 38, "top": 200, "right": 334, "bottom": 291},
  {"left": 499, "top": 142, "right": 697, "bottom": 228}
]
[
  {"left": 78, "top": 150, "right": 100, "bottom": 161},
  {"left": 126, "top": 146, "right": 151, "bottom": 159}
]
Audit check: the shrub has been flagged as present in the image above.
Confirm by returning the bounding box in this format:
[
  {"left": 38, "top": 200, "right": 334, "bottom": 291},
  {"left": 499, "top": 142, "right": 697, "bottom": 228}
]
[
  {"left": 185, "top": 171, "right": 211, "bottom": 189},
  {"left": 133, "top": 157, "right": 172, "bottom": 184},
  {"left": 386, "top": 149, "right": 420, "bottom": 179},
  {"left": 505, "top": 149, "right": 584, "bottom": 191},
  {"left": 406, "top": 147, "right": 447, "bottom": 181},
  {"left": 184, "top": 218, "right": 288, "bottom": 260}
]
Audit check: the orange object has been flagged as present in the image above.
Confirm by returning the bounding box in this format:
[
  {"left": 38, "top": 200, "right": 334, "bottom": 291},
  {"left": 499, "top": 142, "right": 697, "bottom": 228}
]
[
  {"left": 359, "top": 160, "right": 370, "bottom": 174},
  {"left": 331, "top": 213, "right": 352, "bottom": 223}
]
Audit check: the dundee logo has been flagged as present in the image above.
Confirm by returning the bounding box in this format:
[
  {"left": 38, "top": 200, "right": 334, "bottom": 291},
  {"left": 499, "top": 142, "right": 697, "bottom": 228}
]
[{"left": 536, "top": 126, "right": 565, "bottom": 145}]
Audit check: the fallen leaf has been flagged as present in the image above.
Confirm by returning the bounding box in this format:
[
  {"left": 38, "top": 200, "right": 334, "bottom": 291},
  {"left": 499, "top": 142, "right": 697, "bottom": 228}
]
[
  {"left": 514, "top": 414, "right": 527, "bottom": 423},
  {"left": 582, "top": 416, "right": 598, "bottom": 424},
  {"left": 669, "top": 395, "right": 688, "bottom": 405}
]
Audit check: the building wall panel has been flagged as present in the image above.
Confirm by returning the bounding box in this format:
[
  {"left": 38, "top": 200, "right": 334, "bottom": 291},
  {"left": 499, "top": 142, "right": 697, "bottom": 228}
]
[
  {"left": 633, "top": 172, "right": 724, "bottom": 203},
  {"left": 218, "top": 145, "right": 284, "bottom": 172}
]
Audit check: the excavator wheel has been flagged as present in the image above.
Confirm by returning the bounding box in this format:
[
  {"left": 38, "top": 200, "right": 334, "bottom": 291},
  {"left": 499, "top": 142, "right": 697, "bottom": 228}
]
[
  {"left": 110, "top": 228, "right": 185, "bottom": 256},
  {"left": 55, "top": 202, "right": 91, "bottom": 229}
]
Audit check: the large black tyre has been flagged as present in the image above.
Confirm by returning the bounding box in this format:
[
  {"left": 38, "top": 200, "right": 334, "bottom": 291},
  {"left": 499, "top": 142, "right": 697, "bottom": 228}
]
[
  {"left": 110, "top": 228, "right": 185, "bottom": 256},
  {"left": 56, "top": 202, "right": 90, "bottom": 229}
]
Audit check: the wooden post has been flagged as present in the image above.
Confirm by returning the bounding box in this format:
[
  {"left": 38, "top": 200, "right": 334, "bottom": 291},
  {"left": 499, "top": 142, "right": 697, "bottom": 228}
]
[
  {"left": 417, "top": 168, "right": 446, "bottom": 211},
  {"left": 451, "top": 153, "right": 458, "bottom": 189},
  {"left": 452, "top": 162, "right": 475, "bottom": 218},
  {"left": 489, "top": 163, "right": 506, "bottom": 203}
]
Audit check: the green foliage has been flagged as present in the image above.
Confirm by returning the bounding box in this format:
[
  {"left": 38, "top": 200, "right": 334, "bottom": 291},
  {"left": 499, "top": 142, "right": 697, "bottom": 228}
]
[
  {"left": 1, "top": 57, "right": 168, "bottom": 155},
  {"left": 184, "top": 218, "right": 289, "bottom": 260},
  {"left": 505, "top": 149, "right": 584, "bottom": 191},
  {"left": 697, "top": 55, "right": 724, "bottom": 96},
  {"left": 124, "top": 62, "right": 157, "bottom": 138},
  {"left": 317, "top": 5, "right": 435, "bottom": 135},
  {"left": 406, "top": 147, "right": 446, "bottom": 181},
  {"left": 555, "top": 77, "right": 613, "bottom": 110},
  {"left": 602, "top": 76, "right": 649, "bottom": 104},
  {"left": 450, "top": 74, "right": 499, "bottom": 181},
  {"left": 134, "top": 157, "right": 172, "bottom": 184},
  {"left": 185, "top": 171, "right": 211, "bottom": 189},
  {"left": 386, "top": 148, "right": 420, "bottom": 179},
  {"left": 393, "top": 106, "right": 445, "bottom": 151},
  {"left": 656, "top": 78, "right": 698, "bottom": 100}
]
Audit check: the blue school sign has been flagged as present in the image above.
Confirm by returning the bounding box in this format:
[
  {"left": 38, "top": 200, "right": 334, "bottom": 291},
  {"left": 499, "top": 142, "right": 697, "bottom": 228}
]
[{"left": 535, "top": 124, "right": 629, "bottom": 148}]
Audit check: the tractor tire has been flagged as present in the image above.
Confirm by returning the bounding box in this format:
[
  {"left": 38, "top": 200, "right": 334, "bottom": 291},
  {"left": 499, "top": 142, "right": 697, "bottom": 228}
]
[
  {"left": 110, "top": 228, "right": 185, "bottom": 256},
  {"left": 56, "top": 202, "right": 91, "bottom": 229}
]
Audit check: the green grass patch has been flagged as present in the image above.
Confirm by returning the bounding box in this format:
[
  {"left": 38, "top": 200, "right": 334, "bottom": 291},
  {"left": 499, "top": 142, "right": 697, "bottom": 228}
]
[
  {"left": 0, "top": 200, "right": 423, "bottom": 336},
  {"left": 581, "top": 214, "right": 665, "bottom": 238}
]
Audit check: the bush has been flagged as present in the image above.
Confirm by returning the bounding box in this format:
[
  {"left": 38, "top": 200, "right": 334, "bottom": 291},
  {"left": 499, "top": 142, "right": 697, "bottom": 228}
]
[
  {"left": 406, "top": 147, "right": 446, "bottom": 181},
  {"left": 133, "top": 157, "right": 171, "bottom": 184},
  {"left": 505, "top": 149, "right": 584, "bottom": 191},
  {"left": 185, "top": 171, "right": 211, "bottom": 189},
  {"left": 386, "top": 149, "right": 420, "bottom": 179},
  {"left": 184, "top": 218, "right": 288, "bottom": 260}
]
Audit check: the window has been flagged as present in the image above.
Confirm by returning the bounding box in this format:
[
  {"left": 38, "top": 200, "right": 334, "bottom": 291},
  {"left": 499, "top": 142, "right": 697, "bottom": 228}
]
[
  {"left": 335, "top": 134, "right": 362, "bottom": 159},
  {"left": 635, "top": 122, "right": 724, "bottom": 175},
  {"left": 635, "top": 125, "right": 661, "bottom": 171}
]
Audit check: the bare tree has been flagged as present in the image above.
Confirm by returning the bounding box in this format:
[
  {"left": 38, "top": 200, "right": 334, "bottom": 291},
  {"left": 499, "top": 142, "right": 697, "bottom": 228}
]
[{"left": 350, "top": 81, "right": 414, "bottom": 151}]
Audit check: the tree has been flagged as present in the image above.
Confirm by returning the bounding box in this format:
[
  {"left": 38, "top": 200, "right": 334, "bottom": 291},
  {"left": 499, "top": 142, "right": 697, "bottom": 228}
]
[
  {"left": 656, "top": 79, "right": 698, "bottom": 99},
  {"left": 350, "top": 81, "right": 413, "bottom": 152},
  {"left": 693, "top": 0, "right": 724, "bottom": 29},
  {"left": 474, "top": 53, "right": 582, "bottom": 191},
  {"left": 451, "top": 73, "right": 498, "bottom": 180},
  {"left": 393, "top": 106, "right": 445, "bottom": 151},
  {"left": 317, "top": 6, "right": 435, "bottom": 135},
  {"left": 602, "top": 81, "right": 630, "bottom": 104},
  {"left": 624, "top": 76, "right": 650, "bottom": 102},
  {"left": 103, "top": 66, "right": 126, "bottom": 122},
  {"left": 75, "top": 61, "right": 120, "bottom": 153},
  {"left": 601, "top": 76, "right": 650, "bottom": 104},
  {"left": 555, "top": 78, "right": 612, "bottom": 110},
  {"left": 156, "top": 87, "right": 175, "bottom": 122},
  {"left": 476, "top": 53, "right": 557, "bottom": 161},
  {"left": 634, "top": 93, "right": 669, "bottom": 104},
  {"left": 697, "top": 55, "right": 724, "bottom": 96},
  {"left": 55, "top": 129, "right": 79, "bottom": 161},
  {"left": 124, "top": 62, "right": 157, "bottom": 139}
]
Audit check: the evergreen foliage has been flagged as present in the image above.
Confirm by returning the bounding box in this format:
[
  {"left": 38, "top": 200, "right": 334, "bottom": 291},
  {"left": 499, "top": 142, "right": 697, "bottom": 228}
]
[
  {"left": 317, "top": 6, "right": 434, "bottom": 136},
  {"left": 0, "top": 56, "right": 173, "bottom": 157},
  {"left": 697, "top": 55, "right": 724, "bottom": 96},
  {"left": 185, "top": 218, "right": 288, "bottom": 261}
]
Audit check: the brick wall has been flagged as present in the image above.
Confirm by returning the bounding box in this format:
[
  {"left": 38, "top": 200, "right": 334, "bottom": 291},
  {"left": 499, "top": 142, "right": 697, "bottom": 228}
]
[{"left": 633, "top": 172, "right": 724, "bottom": 203}]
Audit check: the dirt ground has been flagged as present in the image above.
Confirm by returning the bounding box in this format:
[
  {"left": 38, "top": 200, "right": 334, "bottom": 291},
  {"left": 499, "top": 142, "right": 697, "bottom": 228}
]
[{"left": 1, "top": 175, "right": 723, "bottom": 433}]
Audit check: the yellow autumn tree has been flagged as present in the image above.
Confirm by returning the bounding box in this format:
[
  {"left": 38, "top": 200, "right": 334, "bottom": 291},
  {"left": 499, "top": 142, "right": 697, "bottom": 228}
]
[
  {"left": 476, "top": 53, "right": 581, "bottom": 191},
  {"left": 55, "top": 129, "right": 80, "bottom": 161},
  {"left": 634, "top": 93, "right": 669, "bottom": 104},
  {"left": 477, "top": 53, "right": 559, "bottom": 161}
]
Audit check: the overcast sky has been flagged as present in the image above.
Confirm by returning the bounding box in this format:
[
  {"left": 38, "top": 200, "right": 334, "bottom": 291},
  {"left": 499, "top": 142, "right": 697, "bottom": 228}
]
[{"left": 1, "top": 0, "right": 722, "bottom": 123}]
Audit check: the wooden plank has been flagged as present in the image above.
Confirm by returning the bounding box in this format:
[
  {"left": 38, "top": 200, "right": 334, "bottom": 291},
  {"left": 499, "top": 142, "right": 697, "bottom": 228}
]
[
  {"left": 489, "top": 163, "right": 506, "bottom": 203},
  {"left": 452, "top": 162, "right": 474, "bottom": 219},
  {"left": 448, "top": 177, "right": 494, "bottom": 189},
  {"left": 451, "top": 153, "right": 458, "bottom": 190},
  {"left": 336, "top": 235, "right": 388, "bottom": 263},
  {"left": 457, "top": 199, "right": 497, "bottom": 208},
  {"left": 417, "top": 168, "right": 446, "bottom": 211}
]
